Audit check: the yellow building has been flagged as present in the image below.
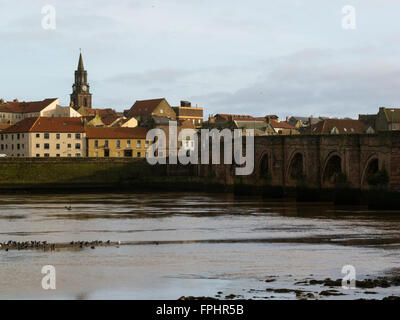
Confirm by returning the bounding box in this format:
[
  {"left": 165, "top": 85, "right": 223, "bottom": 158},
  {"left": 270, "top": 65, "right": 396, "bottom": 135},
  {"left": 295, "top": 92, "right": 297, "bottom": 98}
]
[{"left": 86, "top": 127, "right": 149, "bottom": 158}]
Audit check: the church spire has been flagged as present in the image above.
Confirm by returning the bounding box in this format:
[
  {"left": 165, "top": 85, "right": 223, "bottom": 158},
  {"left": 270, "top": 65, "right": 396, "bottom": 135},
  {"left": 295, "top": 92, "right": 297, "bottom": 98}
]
[
  {"left": 70, "top": 51, "right": 92, "bottom": 110},
  {"left": 77, "top": 52, "right": 85, "bottom": 71}
]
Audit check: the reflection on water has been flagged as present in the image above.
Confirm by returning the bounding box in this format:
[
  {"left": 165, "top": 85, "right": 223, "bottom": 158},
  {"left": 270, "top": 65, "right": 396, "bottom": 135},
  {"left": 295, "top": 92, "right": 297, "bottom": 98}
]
[{"left": 0, "top": 192, "right": 400, "bottom": 299}]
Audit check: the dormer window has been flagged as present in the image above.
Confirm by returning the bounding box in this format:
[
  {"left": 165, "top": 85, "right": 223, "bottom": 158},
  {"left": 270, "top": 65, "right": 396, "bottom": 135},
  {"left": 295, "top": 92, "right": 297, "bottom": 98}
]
[{"left": 330, "top": 127, "right": 339, "bottom": 135}]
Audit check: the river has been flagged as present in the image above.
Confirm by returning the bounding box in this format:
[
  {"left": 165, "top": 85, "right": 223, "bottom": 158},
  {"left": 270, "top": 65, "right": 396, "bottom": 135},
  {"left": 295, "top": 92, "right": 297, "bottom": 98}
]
[{"left": 0, "top": 192, "right": 399, "bottom": 299}]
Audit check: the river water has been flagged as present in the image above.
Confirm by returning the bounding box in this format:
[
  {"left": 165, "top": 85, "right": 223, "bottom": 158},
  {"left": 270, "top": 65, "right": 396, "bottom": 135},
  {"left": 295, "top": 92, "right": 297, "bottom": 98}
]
[{"left": 0, "top": 192, "right": 399, "bottom": 300}]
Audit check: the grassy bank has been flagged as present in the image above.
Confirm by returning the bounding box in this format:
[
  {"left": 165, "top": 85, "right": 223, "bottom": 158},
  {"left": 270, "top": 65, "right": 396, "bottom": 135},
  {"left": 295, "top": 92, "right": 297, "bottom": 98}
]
[{"left": 0, "top": 158, "right": 399, "bottom": 209}]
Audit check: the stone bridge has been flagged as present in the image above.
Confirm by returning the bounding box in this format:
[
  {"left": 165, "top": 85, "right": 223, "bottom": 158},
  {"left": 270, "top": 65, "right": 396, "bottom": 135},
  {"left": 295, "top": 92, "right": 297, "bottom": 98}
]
[{"left": 197, "top": 132, "right": 400, "bottom": 191}]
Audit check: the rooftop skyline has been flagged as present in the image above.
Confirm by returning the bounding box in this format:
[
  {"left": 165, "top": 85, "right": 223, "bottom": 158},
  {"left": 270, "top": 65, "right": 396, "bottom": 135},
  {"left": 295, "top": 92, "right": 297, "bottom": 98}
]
[{"left": 1, "top": 0, "right": 400, "bottom": 118}]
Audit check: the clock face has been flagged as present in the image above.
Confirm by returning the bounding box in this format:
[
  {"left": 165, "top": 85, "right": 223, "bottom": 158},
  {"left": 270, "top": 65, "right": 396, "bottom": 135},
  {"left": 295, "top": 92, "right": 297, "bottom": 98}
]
[{"left": 82, "top": 85, "right": 87, "bottom": 92}]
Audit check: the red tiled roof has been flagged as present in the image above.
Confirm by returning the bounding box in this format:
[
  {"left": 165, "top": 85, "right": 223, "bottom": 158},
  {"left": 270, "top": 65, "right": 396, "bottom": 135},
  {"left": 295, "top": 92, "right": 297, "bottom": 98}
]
[
  {"left": 81, "top": 108, "right": 118, "bottom": 117},
  {"left": 270, "top": 120, "right": 296, "bottom": 129},
  {"left": 101, "top": 115, "right": 120, "bottom": 126},
  {"left": 127, "top": 98, "right": 165, "bottom": 117},
  {"left": 0, "top": 124, "right": 11, "bottom": 131},
  {"left": 85, "top": 127, "right": 149, "bottom": 139},
  {"left": 214, "top": 114, "right": 267, "bottom": 122},
  {"left": 234, "top": 117, "right": 265, "bottom": 122},
  {"left": 1, "top": 117, "right": 85, "bottom": 133},
  {"left": 308, "top": 119, "right": 367, "bottom": 135},
  {"left": 0, "top": 98, "right": 57, "bottom": 114}
]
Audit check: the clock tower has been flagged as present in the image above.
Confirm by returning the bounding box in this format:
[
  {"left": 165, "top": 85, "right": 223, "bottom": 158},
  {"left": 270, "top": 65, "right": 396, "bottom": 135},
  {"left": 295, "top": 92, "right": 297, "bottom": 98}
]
[{"left": 70, "top": 52, "right": 92, "bottom": 110}]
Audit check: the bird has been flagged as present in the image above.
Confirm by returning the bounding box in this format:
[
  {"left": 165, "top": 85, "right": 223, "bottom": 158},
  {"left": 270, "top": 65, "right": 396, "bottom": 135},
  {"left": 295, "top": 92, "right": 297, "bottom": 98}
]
[{"left": 65, "top": 201, "right": 72, "bottom": 211}]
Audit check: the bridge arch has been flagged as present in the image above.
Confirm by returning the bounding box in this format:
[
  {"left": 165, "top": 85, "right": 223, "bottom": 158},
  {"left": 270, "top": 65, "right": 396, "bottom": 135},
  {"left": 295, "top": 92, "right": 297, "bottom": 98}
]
[
  {"left": 258, "top": 151, "right": 271, "bottom": 180},
  {"left": 322, "top": 153, "right": 343, "bottom": 187},
  {"left": 361, "top": 155, "right": 379, "bottom": 188},
  {"left": 286, "top": 152, "right": 305, "bottom": 186}
]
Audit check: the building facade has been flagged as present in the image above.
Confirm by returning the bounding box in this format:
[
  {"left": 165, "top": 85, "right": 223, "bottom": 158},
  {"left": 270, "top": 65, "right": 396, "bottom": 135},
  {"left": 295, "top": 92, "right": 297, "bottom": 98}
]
[
  {"left": 0, "top": 117, "right": 86, "bottom": 157},
  {"left": 126, "top": 98, "right": 176, "bottom": 124},
  {"left": 172, "top": 101, "right": 203, "bottom": 127},
  {"left": 86, "top": 127, "right": 149, "bottom": 158}
]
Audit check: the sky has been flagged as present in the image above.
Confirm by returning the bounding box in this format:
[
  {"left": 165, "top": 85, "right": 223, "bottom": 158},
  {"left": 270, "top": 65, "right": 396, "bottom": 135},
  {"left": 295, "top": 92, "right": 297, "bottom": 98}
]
[{"left": 1, "top": 0, "right": 400, "bottom": 119}]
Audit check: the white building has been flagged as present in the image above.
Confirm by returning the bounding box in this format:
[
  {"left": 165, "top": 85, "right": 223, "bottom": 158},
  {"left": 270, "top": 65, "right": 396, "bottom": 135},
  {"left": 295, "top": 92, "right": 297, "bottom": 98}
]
[{"left": 0, "top": 98, "right": 81, "bottom": 125}]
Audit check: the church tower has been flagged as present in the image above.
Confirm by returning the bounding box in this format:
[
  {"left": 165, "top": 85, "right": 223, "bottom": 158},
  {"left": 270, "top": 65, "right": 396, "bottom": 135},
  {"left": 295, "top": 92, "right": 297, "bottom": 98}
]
[{"left": 70, "top": 52, "right": 92, "bottom": 110}]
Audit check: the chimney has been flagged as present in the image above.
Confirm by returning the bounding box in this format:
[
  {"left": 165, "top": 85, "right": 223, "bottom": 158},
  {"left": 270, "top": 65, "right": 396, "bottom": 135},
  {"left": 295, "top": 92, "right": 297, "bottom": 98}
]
[
  {"left": 286, "top": 116, "right": 289, "bottom": 123},
  {"left": 0, "top": 98, "right": 4, "bottom": 104},
  {"left": 180, "top": 100, "right": 191, "bottom": 107},
  {"left": 13, "top": 98, "right": 18, "bottom": 102}
]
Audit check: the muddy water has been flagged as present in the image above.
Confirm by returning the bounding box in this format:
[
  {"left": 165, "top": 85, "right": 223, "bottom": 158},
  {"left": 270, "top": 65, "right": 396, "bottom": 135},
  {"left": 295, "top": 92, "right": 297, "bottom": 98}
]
[{"left": 0, "top": 192, "right": 399, "bottom": 299}]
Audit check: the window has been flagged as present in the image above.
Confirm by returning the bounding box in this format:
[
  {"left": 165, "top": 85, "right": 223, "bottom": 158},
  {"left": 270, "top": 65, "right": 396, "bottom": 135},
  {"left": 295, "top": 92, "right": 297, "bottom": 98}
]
[
  {"left": 75, "top": 143, "right": 81, "bottom": 149},
  {"left": 17, "top": 134, "right": 20, "bottom": 140},
  {"left": 126, "top": 140, "right": 131, "bottom": 148},
  {"left": 22, "top": 144, "right": 24, "bottom": 149},
  {"left": 105, "top": 140, "right": 109, "bottom": 148},
  {"left": 75, "top": 133, "right": 81, "bottom": 139},
  {"left": 17, "top": 144, "right": 20, "bottom": 150},
  {"left": 117, "top": 152, "right": 121, "bottom": 157},
  {"left": 67, "top": 134, "right": 71, "bottom": 138},
  {"left": 145, "top": 141, "right": 149, "bottom": 148},
  {"left": 44, "top": 143, "right": 50, "bottom": 149},
  {"left": 56, "top": 154, "right": 60, "bottom": 157},
  {"left": 56, "top": 134, "right": 60, "bottom": 139},
  {"left": 137, "top": 140, "right": 141, "bottom": 148},
  {"left": 116, "top": 140, "right": 121, "bottom": 149},
  {"left": 36, "top": 133, "right": 40, "bottom": 138},
  {"left": 124, "top": 150, "right": 132, "bottom": 157},
  {"left": 56, "top": 144, "right": 60, "bottom": 150},
  {"left": 0, "top": 145, "right": 3, "bottom": 150},
  {"left": 44, "top": 153, "right": 50, "bottom": 157},
  {"left": 36, "top": 144, "right": 40, "bottom": 148},
  {"left": 94, "top": 140, "right": 98, "bottom": 148},
  {"left": 76, "top": 153, "right": 81, "bottom": 157},
  {"left": 44, "top": 133, "right": 50, "bottom": 139},
  {"left": 137, "top": 152, "right": 141, "bottom": 157},
  {"left": 36, "top": 154, "right": 40, "bottom": 157},
  {"left": 67, "top": 144, "right": 71, "bottom": 148}
]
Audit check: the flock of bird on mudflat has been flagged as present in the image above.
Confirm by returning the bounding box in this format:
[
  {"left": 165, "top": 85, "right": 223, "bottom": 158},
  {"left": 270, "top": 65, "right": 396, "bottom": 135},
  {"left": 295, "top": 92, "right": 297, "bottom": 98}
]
[
  {"left": 0, "top": 203, "right": 123, "bottom": 252},
  {"left": 0, "top": 240, "right": 122, "bottom": 252}
]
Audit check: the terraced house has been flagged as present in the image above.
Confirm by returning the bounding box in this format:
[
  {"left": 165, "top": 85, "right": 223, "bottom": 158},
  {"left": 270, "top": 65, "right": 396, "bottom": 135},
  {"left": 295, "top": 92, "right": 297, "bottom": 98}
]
[
  {"left": 85, "top": 127, "right": 149, "bottom": 158},
  {"left": 0, "top": 117, "right": 86, "bottom": 157}
]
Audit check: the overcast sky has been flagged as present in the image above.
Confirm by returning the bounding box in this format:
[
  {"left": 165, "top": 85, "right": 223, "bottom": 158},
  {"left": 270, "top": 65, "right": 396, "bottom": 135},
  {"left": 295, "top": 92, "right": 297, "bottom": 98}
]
[{"left": 1, "top": 0, "right": 400, "bottom": 118}]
